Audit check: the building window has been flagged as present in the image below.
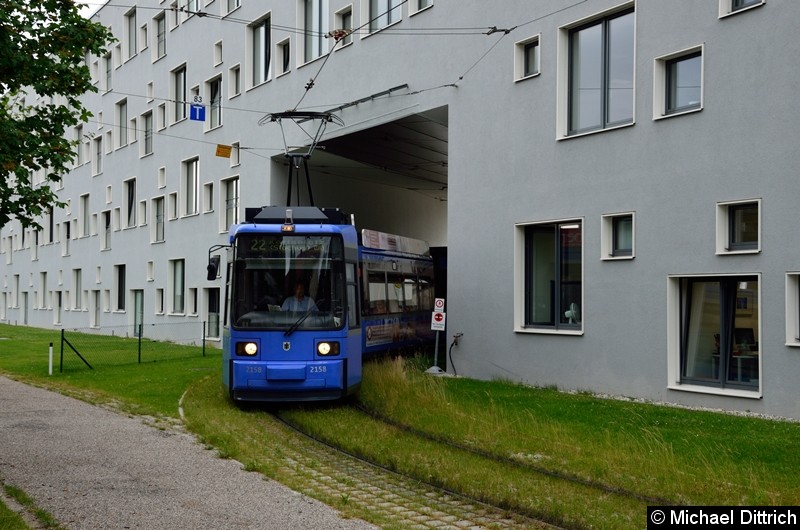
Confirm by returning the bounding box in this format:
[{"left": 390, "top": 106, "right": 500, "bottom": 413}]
[
  {"left": 142, "top": 111, "right": 153, "bottom": 156},
  {"left": 251, "top": 16, "right": 271, "bottom": 86},
  {"left": 115, "top": 264, "right": 126, "bottom": 311},
  {"left": 335, "top": 7, "right": 353, "bottom": 46},
  {"left": 601, "top": 212, "right": 634, "bottom": 259},
  {"left": 152, "top": 197, "right": 165, "bottom": 242},
  {"left": 125, "top": 8, "right": 137, "bottom": 60},
  {"left": 171, "top": 258, "right": 185, "bottom": 313},
  {"left": 226, "top": 0, "right": 241, "bottom": 15},
  {"left": 92, "top": 137, "right": 103, "bottom": 175},
  {"left": 207, "top": 288, "right": 221, "bottom": 338},
  {"left": 515, "top": 35, "right": 540, "bottom": 81},
  {"left": 124, "top": 179, "right": 137, "bottom": 228},
  {"left": 563, "top": 6, "right": 634, "bottom": 136},
  {"left": 154, "top": 12, "right": 167, "bottom": 59},
  {"left": 670, "top": 275, "right": 760, "bottom": 392},
  {"left": 80, "top": 194, "right": 90, "bottom": 237},
  {"left": 101, "top": 211, "right": 111, "bottom": 249},
  {"left": 223, "top": 177, "right": 239, "bottom": 230},
  {"left": 104, "top": 53, "right": 112, "bottom": 92},
  {"left": 116, "top": 100, "right": 128, "bottom": 147},
  {"left": 720, "top": 0, "right": 765, "bottom": 17},
  {"left": 73, "top": 269, "right": 83, "bottom": 310},
  {"left": 369, "top": 0, "right": 402, "bottom": 33},
  {"left": 304, "top": 0, "right": 329, "bottom": 63},
  {"left": 182, "top": 158, "right": 200, "bottom": 216},
  {"left": 411, "top": 0, "right": 433, "bottom": 14},
  {"left": 518, "top": 220, "right": 583, "bottom": 331},
  {"left": 716, "top": 199, "right": 760, "bottom": 254},
  {"left": 173, "top": 65, "right": 187, "bottom": 122},
  {"left": 654, "top": 46, "right": 703, "bottom": 119},
  {"left": 207, "top": 77, "right": 222, "bottom": 129},
  {"left": 214, "top": 40, "right": 223, "bottom": 65},
  {"left": 278, "top": 39, "right": 290, "bottom": 75},
  {"left": 229, "top": 65, "right": 241, "bottom": 97},
  {"left": 785, "top": 273, "right": 800, "bottom": 347}
]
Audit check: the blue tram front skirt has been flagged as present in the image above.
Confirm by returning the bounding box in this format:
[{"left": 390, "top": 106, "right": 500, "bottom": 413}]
[{"left": 229, "top": 359, "right": 355, "bottom": 402}]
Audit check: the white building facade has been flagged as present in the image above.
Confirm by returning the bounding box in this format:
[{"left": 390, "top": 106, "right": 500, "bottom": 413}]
[{"left": 3, "top": 0, "right": 800, "bottom": 419}]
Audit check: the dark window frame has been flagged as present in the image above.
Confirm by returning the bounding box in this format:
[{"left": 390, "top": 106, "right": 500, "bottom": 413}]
[
  {"left": 665, "top": 51, "right": 702, "bottom": 114},
  {"left": 567, "top": 7, "right": 635, "bottom": 135}
]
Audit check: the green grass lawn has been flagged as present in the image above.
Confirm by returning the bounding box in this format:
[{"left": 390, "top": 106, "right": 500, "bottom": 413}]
[{"left": 2, "top": 324, "right": 800, "bottom": 530}]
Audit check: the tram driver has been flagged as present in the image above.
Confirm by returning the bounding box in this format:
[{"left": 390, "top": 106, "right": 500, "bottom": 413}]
[{"left": 281, "top": 282, "right": 318, "bottom": 312}]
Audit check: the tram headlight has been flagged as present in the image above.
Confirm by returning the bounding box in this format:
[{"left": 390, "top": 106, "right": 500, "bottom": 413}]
[
  {"left": 236, "top": 341, "right": 259, "bottom": 356},
  {"left": 316, "top": 341, "right": 340, "bottom": 356}
]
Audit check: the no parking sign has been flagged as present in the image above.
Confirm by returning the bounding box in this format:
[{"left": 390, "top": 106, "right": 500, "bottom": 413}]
[{"left": 431, "top": 298, "right": 446, "bottom": 331}]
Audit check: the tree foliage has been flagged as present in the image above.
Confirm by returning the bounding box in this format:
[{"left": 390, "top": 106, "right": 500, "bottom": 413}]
[{"left": 0, "top": 0, "right": 114, "bottom": 229}]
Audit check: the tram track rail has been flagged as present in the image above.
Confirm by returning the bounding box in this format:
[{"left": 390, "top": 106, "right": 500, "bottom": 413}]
[
  {"left": 349, "top": 403, "right": 677, "bottom": 508},
  {"left": 269, "top": 408, "right": 562, "bottom": 530}
]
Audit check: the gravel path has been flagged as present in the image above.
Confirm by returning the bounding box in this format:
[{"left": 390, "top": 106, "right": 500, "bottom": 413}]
[{"left": 0, "top": 375, "right": 376, "bottom": 530}]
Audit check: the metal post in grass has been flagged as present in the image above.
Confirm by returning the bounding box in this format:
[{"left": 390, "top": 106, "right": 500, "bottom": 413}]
[
  {"left": 137, "top": 323, "right": 143, "bottom": 364},
  {"left": 49, "top": 342, "right": 53, "bottom": 375},
  {"left": 202, "top": 321, "right": 206, "bottom": 357},
  {"left": 59, "top": 329, "right": 64, "bottom": 373}
]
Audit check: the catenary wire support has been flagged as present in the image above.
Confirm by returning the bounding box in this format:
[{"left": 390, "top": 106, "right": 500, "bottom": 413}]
[{"left": 259, "top": 111, "right": 344, "bottom": 207}]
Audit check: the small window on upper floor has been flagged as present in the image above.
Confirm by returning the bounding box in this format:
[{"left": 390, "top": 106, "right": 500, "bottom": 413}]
[
  {"left": 719, "top": 0, "right": 764, "bottom": 17},
  {"left": 716, "top": 199, "right": 760, "bottom": 254},
  {"left": 410, "top": 0, "right": 433, "bottom": 15},
  {"left": 654, "top": 46, "right": 703, "bottom": 119},
  {"left": 334, "top": 7, "right": 353, "bottom": 47},
  {"left": 366, "top": 0, "right": 402, "bottom": 34},
  {"left": 601, "top": 212, "right": 634, "bottom": 260},
  {"left": 514, "top": 35, "right": 540, "bottom": 81}
]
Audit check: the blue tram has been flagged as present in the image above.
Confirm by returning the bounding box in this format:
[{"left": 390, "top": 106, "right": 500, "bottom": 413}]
[{"left": 208, "top": 206, "right": 434, "bottom": 403}]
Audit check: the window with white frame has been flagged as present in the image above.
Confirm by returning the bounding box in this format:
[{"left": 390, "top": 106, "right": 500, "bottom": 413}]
[
  {"left": 304, "top": 0, "right": 329, "bottom": 63},
  {"left": 229, "top": 65, "right": 241, "bottom": 97},
  {"left": 716, "top": 199, "right": 760, "bottom": 254},
  {"left": 559, "top": 4, "right": 635, "bottom": 137},
  {"left": 411, "top": 0, "right": 433, "bottom": 14},
  {"left": 154, "top": 12, "right": 167, "bottom": 60},
  {"left": 124, "top": 178, "right": 137, "bottom": 228},
  {"left": 719, "top": 0, "right": 764, "bottom": 17},
  {"left": 116, "top": 99, "right": 128, "bottom": 147},
  {"left": 278, "top": 39, "right": 291, "bottom": 75},
  {"left": 601, "top": 212, "right": 634, "bottom": 259},
  {"left": 101, "top": 211, "right": 111, "bottom": 250},
  {"left": 785, "top": 273, "right": 800, "bottom": 347},
  {"left": 104, "top": 53, "right": 112, "bottom": 92},
  {"left": 226, "top": 0, "right": 241, "bottom": 16},
  {"left": 668, "top": 274, "right": 760, "bottom": 393},
  {"left": 125, "top": 8, "right": 137, "bottom": 60},
  {"left": 654, "top": 46, "right": 702, "bottom": 119},
  {"left": 139, "top": 23, "right": 148, "bottom": 52},
  {"left": 79, "top": 194, "right": 90, "bottom": 237},
  {"left": 214, "top": 40, "right": 223, "bottom": 65},
  {"left": 203, "top": 182, "right": 214, "bottom": 212},
  {"left": 142, "top": 111, "right": 153, "bottom": 156},
  {"left": 335, "top": 7, "right": 353, "bottom": 46},
  {"left": 152, "top": 197, "right": 165, "bottom": 242},
  {"left": 517, "top": 220, "right": 583, "bottom": 331},
  {"left": 114, "top": 264, "right": 126, "bottom": 311},
  {"left": 222, "top": 176, "right": 239, "bottom": 230},
  {"left": 73, "top": 269, "right": 83, "bottom": 310},
  {"left": 182, "top": 158, "right": 200, "bottom": 216},
  {"left": 251, "top": 16, "right": 271, "bottom": 86},
  {"left": 207, "top": 76, "right": 222, "bottom": 129},
  {"left": 170, "top": 258, "right": 185, "bottom": 313},
  {"left": 515, "top": 35, "right": 540, "bottom": 81},
  {"left": 172, "top": 65, "right": 187, "bottom": 122},
  {"left": 368, "top": 0, "right": 401, "bottom": 33},
  {"left": 206, "top": 288, "right": 221, "bottom": 338},
  {"left": 92, "top": 137, "right": 103, "bottom": 175}
]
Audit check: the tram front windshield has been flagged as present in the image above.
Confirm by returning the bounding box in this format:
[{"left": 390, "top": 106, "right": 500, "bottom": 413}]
[{"left": 232, "top": 233, "right": 345, "bottom": 331}]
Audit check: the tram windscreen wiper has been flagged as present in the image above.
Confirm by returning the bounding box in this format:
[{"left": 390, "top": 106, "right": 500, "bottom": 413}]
[{"left": 284, "top": 300, "right": 325, "bottom": 337}]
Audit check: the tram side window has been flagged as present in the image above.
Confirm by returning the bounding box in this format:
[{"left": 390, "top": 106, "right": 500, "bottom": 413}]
[
  {"left": 387, "top": 273, "right": 405, "bottom": 313},
  {"left": 419, "top": 278, "right": 434, "bottom": 311},
  {"left": 367, "top": 271, "right": 387, "bottom": 315},
  {"left": 404, "top": 278, "right": 419, "bottom": 311}
]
